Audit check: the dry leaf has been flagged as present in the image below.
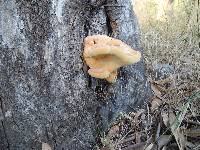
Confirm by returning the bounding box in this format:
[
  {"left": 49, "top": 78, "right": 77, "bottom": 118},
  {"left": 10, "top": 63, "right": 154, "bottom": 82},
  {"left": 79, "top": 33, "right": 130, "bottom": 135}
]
[
  {"left": 161, "top": 111, "right": 169, "bottom": 127},
  {"left": 151, "top": 97, "right": 162, "bottom": 111},
  {"left": 161, "top": 110, "right": 186, "bottom": 150},
  {"left": 154, "top": 76, "right": 173, "bottom": 85},
  {"left": 108, "top": 125, "right": 120, "bottom": 138},
  {"left": 157, "top": 135, "right": 171, "bottom": 149},
  {"left": 144, "top": 143, "right": 155, "bottom": 150},
  {"left": 135, "top": 132, "right": 141, "bottom": 143},
  {"left": 168, "top": 112, "right": 185, "bottom": 150},
  {"left": 183, "top": 127, "right": 200, "bottom": 137},
  {"left": 151, "top": 83, "right": 162, "bottom": 96}
]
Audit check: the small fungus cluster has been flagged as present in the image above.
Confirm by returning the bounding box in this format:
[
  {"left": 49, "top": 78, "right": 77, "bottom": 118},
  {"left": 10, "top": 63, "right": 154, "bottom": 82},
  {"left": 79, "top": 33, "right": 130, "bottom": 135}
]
[{"left": 83, "top": 35, "right": 141, "bottom": 83}]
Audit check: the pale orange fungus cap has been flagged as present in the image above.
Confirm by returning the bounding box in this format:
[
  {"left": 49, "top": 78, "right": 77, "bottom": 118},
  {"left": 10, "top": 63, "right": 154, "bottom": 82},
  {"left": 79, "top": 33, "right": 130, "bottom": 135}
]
[{"left": 83, "top": 35, "right": 141, "bottom": 83}]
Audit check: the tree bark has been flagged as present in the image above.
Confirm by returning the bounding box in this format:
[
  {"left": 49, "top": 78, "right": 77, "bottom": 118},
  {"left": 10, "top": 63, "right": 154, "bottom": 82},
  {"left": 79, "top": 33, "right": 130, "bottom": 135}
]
[{"left": 0, "top": 0, "right": 151, "bottom": 149}]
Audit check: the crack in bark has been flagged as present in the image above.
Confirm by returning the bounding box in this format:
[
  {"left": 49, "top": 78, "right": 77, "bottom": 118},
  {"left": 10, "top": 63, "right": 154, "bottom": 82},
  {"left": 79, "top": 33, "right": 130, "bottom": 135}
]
[
  {"left": 105, "top": 7, "right": 113, "bottom": 36},
  {"left": 0, "top": 97, "right": 10, "bottom": 150},
  {"left": 82, "top": 1, "right": 114, "bottom": 88},
  {"left": 82, "top": 2, "right": 113, "bottom": 147},
  {"left": 83, "top": 4, "right": 94, "bottom": 88}
]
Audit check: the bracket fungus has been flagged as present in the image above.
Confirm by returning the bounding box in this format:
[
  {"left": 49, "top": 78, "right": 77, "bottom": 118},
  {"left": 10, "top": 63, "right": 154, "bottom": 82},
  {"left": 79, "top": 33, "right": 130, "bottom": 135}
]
[{"left": 83, "top": 35, "right": 141, "bottom": 83}]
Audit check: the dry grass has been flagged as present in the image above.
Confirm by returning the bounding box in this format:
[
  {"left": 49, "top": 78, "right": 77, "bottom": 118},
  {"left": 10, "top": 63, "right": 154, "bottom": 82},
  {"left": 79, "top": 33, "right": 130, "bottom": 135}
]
[
  {"left": 134, "top": 0, "right": 200, "bottom": 109},
  {"left": 135, "top": 0, "right": 200, "bottom": 117},
  {"left": 98, "top": 1, "right": 200, "bottom": 150}
]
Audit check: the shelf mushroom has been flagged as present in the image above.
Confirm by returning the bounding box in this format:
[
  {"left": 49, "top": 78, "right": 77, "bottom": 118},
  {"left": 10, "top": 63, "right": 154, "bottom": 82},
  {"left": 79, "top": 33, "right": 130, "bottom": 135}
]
[{"left": 83, "top": 35, "right": 141, "bottom": 83}]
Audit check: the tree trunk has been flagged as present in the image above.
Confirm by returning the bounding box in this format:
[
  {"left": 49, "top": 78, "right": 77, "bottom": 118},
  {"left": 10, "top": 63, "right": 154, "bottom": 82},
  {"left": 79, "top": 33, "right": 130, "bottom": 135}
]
[{"left": 0, "top": 0, "right": 151, "bottom": 149}]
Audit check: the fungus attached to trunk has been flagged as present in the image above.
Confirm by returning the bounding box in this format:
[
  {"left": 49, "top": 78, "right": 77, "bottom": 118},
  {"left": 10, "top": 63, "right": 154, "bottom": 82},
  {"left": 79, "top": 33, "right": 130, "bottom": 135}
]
[{"left": 83, "top": 35, "right": 141, "bottom": 83}]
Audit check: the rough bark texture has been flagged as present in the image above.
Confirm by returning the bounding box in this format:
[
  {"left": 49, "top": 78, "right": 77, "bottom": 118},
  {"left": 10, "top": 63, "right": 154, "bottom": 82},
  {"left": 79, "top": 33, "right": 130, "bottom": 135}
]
[{"left": 0, "top": 0, "right": 151, "bottom": 149}]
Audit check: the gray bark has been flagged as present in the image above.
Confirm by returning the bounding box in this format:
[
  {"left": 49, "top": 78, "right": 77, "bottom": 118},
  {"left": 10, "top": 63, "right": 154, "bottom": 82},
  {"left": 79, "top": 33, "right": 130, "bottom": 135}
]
[{"left": 0, "top": 0, "right": 151, "bottom": 149}]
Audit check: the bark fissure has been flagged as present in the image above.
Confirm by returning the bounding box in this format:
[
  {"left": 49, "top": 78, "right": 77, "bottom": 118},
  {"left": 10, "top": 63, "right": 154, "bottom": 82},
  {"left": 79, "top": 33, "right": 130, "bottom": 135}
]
[
  {"left": 105, "top": 8, "right": 113, "bottom": 36},
  {"left": 82, "top": 3, "right": 106, "bottom": 88},
  {"left": 83, "top": 10, "right": 93, "bottom": 88}
]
